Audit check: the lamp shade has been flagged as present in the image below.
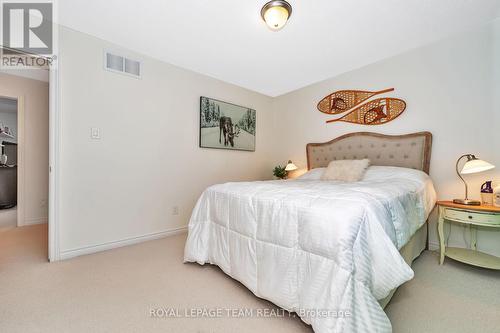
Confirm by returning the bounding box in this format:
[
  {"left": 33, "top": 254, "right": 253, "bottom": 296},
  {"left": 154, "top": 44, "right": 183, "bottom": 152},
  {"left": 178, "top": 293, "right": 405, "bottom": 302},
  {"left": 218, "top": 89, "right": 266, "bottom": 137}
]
[
  {"left": 461, "top": 157, "right": 495, "bottom": 174},
  {"left": 285, "top": 160, "right": 298, "bottom": 171}
]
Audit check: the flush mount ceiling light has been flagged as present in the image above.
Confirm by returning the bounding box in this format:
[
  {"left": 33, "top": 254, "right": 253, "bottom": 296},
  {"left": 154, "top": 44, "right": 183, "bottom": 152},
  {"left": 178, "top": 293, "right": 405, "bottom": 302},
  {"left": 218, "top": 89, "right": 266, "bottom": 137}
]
[{"left": 261, "top": 0, "right": 292, "bottom": 31}]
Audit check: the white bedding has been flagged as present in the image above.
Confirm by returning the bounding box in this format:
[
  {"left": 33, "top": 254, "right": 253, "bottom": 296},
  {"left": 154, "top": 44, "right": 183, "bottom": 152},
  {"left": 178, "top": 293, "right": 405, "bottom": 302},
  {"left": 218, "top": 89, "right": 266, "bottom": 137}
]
[{"left": 184, "top": 166, "right": 436, "bottom": 332}]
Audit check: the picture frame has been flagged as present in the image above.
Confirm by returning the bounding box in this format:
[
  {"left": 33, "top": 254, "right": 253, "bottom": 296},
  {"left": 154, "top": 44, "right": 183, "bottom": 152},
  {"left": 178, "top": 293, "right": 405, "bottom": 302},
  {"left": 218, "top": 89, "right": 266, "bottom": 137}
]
[{"left": 199, "top": 96, "right": 256, "bottom": 151}]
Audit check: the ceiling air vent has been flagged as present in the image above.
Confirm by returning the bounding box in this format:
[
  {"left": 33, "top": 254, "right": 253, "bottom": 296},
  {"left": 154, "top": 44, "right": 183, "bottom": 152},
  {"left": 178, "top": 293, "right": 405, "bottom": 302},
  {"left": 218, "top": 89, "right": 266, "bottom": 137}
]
[{"left": 104, "top": 51, "right": 141, "bottom": 78}]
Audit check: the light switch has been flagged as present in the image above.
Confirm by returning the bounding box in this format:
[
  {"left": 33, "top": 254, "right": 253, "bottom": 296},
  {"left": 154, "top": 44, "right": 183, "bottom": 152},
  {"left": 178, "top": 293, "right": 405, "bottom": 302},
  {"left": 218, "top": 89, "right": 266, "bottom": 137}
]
[{"left": 90, "top": 127, "right": 100, "bottom": 139}]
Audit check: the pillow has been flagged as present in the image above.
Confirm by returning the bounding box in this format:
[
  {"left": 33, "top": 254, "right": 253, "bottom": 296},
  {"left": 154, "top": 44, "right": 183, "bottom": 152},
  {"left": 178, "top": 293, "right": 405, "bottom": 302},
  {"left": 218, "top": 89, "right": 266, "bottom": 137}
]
[
  {"left": 321, "top": 159, "right": 370, "bottom": 182},
  {"left": 363, "top": 165, "right": 428, "bottom": 181},
  {"left": 297, "top": 168, "right": 326, "bottom": 180}
]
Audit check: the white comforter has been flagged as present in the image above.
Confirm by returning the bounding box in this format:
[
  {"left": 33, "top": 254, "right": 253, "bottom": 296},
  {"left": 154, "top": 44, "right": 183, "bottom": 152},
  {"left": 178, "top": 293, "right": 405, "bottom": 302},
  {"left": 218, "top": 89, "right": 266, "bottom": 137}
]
[{"left": 184, "top": 166, "right": 436, "bottom": 332}]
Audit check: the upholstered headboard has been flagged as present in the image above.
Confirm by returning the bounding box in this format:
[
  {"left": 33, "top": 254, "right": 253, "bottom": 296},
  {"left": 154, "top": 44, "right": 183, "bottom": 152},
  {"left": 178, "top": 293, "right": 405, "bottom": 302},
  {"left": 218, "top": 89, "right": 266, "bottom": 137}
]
[{"left": 306, "top": 132, "right": 432, "bottom": 174}]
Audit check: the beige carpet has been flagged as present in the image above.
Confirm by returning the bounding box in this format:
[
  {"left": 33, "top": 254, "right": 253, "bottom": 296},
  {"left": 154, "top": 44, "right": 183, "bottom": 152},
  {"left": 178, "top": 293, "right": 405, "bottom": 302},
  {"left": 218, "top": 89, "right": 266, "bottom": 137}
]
[{"left": 1, "top": 224, "right": 499, "bottom": 333}]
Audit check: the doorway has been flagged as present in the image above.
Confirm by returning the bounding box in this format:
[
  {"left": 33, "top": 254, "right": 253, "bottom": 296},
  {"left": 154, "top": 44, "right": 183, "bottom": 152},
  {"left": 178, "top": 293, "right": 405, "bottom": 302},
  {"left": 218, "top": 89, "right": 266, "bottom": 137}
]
[
  {"left": 0, "top": 71, "right": 50, "bottom": 260},
  {"left": 0, "top": 97, "right": 19, "bottom": 229}
]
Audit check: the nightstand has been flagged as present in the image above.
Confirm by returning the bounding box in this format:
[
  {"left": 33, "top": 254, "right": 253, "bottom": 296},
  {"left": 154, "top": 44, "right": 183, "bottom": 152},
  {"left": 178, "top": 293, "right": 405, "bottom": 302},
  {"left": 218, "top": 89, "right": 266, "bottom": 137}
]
[{"left": 437, "top": 201, "right": 500, "bottom": 270}]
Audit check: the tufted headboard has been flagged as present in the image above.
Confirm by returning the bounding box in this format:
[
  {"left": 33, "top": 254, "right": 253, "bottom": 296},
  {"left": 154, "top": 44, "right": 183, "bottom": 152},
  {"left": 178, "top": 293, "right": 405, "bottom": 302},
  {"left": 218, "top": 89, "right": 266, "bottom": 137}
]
[{"left": 306, "top": 132, "right": 432, "bottom": 174}]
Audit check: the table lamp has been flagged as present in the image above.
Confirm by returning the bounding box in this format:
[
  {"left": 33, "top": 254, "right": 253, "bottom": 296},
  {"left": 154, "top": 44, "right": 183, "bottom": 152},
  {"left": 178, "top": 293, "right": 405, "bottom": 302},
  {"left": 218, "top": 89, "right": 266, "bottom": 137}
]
[
  {"left": 285, "top": 160, "right": 298, "bottom": 172},
  {"left": 454, "top": 154, "right": 495, "bottom": 205}
]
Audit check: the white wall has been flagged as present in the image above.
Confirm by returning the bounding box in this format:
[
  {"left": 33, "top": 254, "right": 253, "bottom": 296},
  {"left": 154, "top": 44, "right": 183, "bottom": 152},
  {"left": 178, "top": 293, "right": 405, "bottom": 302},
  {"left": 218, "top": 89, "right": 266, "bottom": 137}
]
[
  {"left": 273, "top": 20, "right": 500, "bottom": 255},
  {"left": 57, "top": 27, "right": 276, "bottom": 256},
  {"left": 56, "top": 20, "right": 500, "bottom": 259},
  {"left": 0, "top": 73, "right": 49, "bottom": 225},
  {"left": 494, "top": 20, "right": 500, "bottom": 167}
]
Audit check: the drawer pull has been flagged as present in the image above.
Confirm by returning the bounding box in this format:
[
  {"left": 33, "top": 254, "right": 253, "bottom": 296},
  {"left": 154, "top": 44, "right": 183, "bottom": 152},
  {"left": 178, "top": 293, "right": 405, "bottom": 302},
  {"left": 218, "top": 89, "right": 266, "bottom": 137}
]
[{"left": 468, "top": 216, "right": 473, "bottom": 219}]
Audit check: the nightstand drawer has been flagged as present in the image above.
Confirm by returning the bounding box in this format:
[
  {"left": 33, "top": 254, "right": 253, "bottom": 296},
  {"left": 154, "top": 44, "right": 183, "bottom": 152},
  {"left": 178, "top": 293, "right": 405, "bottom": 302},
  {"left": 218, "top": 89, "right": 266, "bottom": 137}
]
[{"left": 444, "top": 208, "right": 500, "bottom": 226}]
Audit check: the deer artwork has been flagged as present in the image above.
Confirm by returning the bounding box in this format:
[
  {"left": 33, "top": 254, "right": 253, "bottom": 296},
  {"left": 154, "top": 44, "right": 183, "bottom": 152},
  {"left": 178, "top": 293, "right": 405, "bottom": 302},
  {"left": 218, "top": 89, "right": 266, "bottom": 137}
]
[{"left": 219, "top": 116, "right": 240, "bottom": 147}]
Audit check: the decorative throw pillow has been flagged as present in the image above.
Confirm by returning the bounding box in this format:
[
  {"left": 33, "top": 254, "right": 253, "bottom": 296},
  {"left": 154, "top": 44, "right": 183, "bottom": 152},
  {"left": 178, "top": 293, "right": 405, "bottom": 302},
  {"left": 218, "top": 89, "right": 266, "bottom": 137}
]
[{"left": 321, "top": 159, "right": 370, "bottom": 182}]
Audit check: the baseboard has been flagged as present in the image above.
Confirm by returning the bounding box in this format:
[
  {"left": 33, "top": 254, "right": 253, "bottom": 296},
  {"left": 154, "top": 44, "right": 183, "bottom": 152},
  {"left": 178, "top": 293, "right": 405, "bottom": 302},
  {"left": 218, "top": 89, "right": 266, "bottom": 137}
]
[
  {"left": 59, "top": 226, "right": 187, "bottom": 261},
  {"left": 23, "top": 217, "right": 48, "bottom": 226}
]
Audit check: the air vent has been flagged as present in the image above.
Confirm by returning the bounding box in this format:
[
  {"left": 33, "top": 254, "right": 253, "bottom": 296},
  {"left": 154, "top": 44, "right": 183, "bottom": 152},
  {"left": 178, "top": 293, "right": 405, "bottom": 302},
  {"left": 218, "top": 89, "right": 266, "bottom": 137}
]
[
  {"left": 124, "top": 58, "right": 140, "bottom": 76},
  {"left": 104, "top": 51, "right": 141, "bottom": 78},
  {"left": 106, "top": 53, "right": 124, "bottom": 72}
]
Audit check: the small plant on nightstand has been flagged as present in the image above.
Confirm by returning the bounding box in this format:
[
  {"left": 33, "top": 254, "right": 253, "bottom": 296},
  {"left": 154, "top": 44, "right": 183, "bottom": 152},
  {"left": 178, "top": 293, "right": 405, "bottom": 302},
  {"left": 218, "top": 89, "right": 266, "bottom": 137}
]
[{"left": 273, "top": 165, "right": 287, "bottom": 179}]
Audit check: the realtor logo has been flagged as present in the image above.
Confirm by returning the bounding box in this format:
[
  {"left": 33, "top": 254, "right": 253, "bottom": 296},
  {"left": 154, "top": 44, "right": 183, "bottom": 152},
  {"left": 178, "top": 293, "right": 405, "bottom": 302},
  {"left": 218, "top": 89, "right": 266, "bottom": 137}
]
[{"left": 2, "top": 2, "right": 53, "bottom": 54}]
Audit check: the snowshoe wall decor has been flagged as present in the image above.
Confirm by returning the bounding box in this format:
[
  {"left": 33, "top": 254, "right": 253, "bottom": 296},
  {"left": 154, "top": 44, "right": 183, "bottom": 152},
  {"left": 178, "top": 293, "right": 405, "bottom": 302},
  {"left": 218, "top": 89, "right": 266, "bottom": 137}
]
[
  {"left": 325, "top": 98, "right": 406, "bottom": 125},
  {"left": 317, "top": 88, "right": 394, "bottom": 115}
]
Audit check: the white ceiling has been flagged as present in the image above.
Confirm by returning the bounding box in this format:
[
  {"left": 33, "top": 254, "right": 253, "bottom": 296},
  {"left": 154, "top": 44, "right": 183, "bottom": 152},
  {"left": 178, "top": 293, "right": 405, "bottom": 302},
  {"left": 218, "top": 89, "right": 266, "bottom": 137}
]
[{"left": 59, "top": 0, "right": 500, "bottom": 97}]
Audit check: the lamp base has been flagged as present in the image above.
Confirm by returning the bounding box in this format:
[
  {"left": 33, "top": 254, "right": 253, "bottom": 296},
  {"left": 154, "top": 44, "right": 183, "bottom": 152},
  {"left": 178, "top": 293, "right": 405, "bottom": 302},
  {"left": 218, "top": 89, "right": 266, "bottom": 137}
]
[{"left": 453, "top": 198, "right": 481, "bottom": 206}]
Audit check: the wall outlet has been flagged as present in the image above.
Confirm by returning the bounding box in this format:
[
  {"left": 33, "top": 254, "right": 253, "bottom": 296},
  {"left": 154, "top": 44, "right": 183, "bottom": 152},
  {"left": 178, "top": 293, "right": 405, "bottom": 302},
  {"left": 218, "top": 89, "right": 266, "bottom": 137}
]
[{"left": 172, "top": 206, "right": 179, "bottom": 216}]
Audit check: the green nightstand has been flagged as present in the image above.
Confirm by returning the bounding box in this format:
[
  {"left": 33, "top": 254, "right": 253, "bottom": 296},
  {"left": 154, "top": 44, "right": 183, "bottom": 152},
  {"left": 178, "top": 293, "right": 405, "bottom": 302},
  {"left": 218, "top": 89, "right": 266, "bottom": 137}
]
[{"left": 437, "top": 201, "right": 500, "bottom": 270}]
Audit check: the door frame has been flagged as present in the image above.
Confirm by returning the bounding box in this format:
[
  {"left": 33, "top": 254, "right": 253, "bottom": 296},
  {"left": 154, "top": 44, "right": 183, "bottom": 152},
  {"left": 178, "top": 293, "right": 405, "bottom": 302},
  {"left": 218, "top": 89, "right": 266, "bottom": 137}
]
[
  {"left": 0, "top": 72, "right": 59, "bottom": 262},
  {"left": 0, "top": 35, "right": 60, "bottom": 262},
  {"left": 16, "top": 95, "right": 25, "bottom": 227},
  {"left": 48, "top": 62, "right": 60, "bottom": 262}
]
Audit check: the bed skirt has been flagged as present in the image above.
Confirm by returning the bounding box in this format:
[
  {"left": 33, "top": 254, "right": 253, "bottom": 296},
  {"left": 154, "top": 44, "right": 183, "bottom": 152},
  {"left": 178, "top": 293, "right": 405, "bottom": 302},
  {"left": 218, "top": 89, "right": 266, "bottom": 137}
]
[{"left": 380, "top": 222, "right": 427, "bottom": 309}]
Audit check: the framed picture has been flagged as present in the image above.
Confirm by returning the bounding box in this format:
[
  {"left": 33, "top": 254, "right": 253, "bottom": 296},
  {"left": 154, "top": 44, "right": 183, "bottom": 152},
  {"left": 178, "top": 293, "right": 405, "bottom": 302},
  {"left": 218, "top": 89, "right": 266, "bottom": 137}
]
[{"left": 199, "top": 96, "right": 256, "bottom": 151}]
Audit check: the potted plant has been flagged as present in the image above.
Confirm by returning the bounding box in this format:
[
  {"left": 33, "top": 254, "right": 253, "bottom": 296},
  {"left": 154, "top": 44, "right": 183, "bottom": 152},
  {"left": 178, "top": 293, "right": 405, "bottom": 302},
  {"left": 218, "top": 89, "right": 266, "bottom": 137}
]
[{"left": 273, "top": 165, "right": 287, "bottom": 180}]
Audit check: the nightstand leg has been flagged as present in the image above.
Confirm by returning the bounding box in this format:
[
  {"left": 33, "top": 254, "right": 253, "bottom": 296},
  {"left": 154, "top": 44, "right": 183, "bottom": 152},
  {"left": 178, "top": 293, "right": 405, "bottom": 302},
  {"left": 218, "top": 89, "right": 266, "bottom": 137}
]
[
  {"left": 438, "top": 206, "right": 445, "bottom": 265},
  {"left": 470, "top": 225, "right": 477, "bottom": 251}
]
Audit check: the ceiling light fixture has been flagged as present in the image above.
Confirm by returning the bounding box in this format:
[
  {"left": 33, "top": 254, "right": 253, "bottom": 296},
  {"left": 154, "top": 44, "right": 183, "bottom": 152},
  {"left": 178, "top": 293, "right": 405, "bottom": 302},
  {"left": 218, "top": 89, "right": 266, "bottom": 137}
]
[{"left": 261, "top": 0, "right": 292, "bottom": 31}]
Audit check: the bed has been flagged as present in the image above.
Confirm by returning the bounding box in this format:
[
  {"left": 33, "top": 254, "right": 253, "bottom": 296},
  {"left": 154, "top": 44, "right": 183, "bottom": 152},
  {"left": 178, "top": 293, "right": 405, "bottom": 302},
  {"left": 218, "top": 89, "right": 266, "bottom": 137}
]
[{"left": 184, "top": 132, "right": 436, "bottom": 333}]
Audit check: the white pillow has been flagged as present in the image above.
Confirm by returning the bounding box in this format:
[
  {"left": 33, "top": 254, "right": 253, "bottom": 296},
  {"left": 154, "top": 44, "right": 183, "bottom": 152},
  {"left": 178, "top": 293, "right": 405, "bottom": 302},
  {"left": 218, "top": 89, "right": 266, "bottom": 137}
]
[
  {"left": 321, "top": 159, "right": 370, "bottom": 182},
  {"left": 363, "top": 165, "right": 427, "bottom": 181},
  {"left": 297, "top": 168, "right": 326, "bottom": 180}
]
